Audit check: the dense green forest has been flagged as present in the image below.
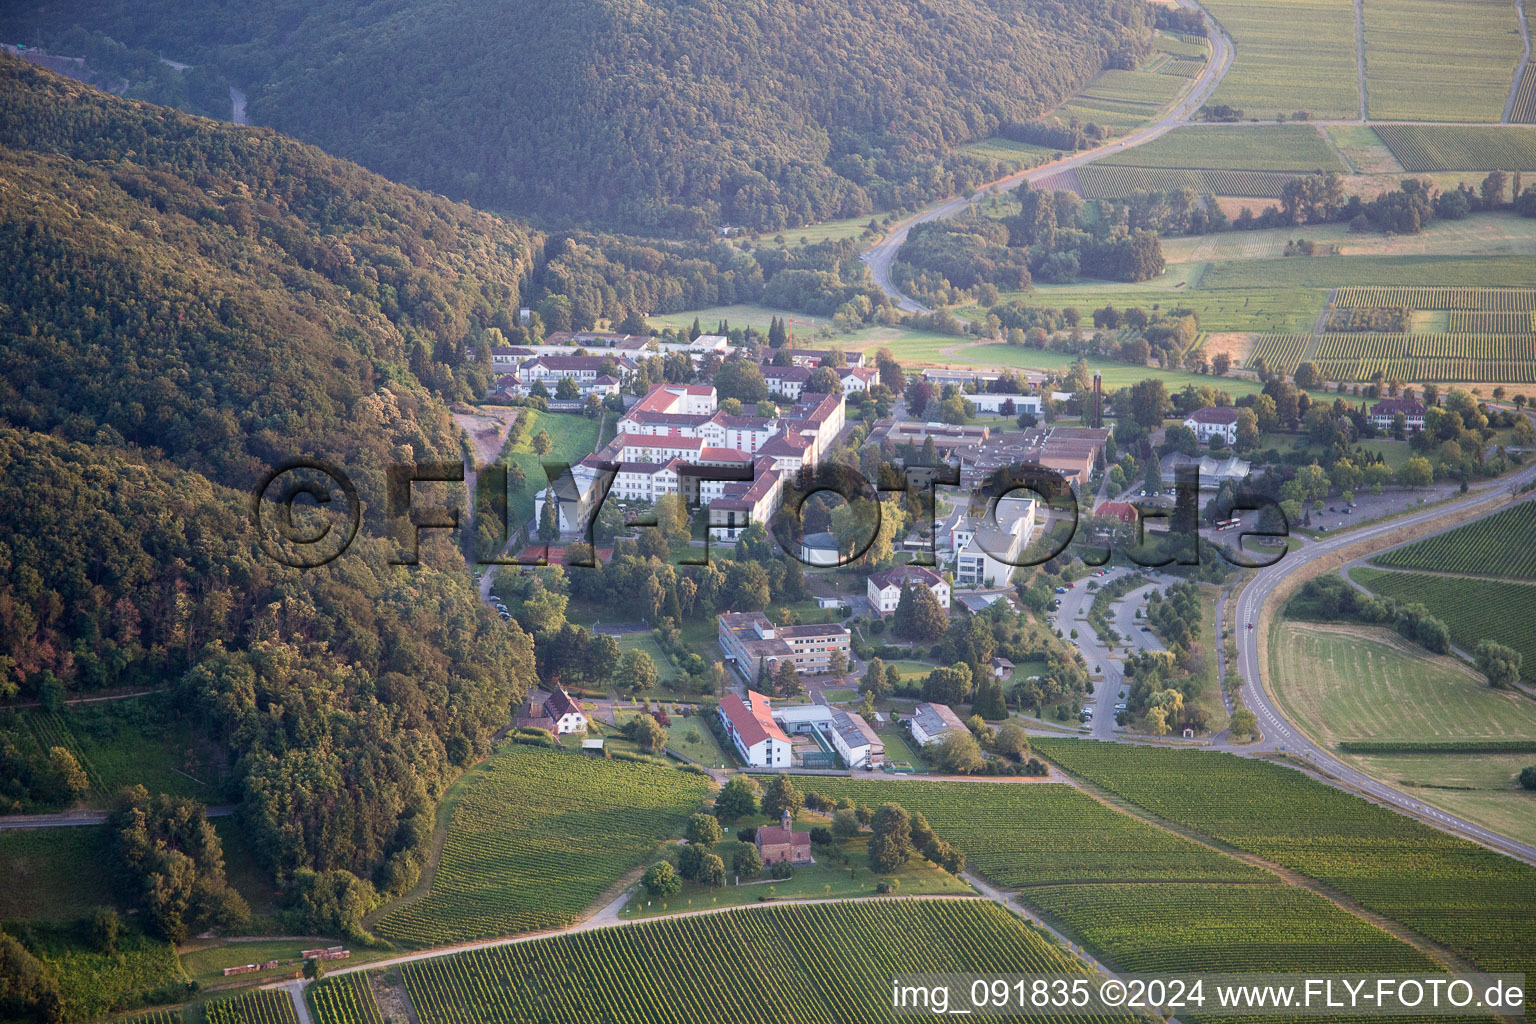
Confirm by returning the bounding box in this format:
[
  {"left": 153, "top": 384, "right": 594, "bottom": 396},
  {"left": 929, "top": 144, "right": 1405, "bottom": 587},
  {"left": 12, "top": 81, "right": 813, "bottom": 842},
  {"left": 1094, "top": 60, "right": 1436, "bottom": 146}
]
[
  {"left": 1, "top": 0, "right": 1154, "bottom": 232},
  {"left": 0, "top": 58, "right": 538, "bottom": 907}
]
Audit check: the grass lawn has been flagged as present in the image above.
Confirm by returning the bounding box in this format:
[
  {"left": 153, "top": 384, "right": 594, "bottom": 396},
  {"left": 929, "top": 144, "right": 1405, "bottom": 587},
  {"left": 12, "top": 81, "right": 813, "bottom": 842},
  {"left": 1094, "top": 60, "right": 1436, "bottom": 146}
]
[
  {"left": 1269, "top": 620, "right": 1536, "bottom": 748},
  {"left": 875, "top": 726, "right": 930, "bottom": 768},
  {"left": 1097, "top": 124, "right": 1347, "bottom": 172},
  {"left": 616, "top": 633, "right": 679, "bottom": 684},
  {"left": 1199, "top": 0, "right": 1360, "bottom": 118},
  {"left": 821, "top": 688, "right": 858, "bottom": 703},
  {"left": 618, "top": 821, "right": 973, "bottom": 920},
  {"left": 1189, "top": 583, "right": 1230, "bottom": 733},
  {"left": 0, "top": 824, "right": 116, "bottom": 921},
  {"left": 885, "top": 659, "right": 937, "bottom": 682},
  {"left": 748, "top": 215, "right": 884, "bottom": 247},
  {"left": 498, "top": 410, "right": 603, "bottom": 525},
  {"left": 1348, "top": 752, "right": 1536, "bottom": 848},
  {"left": 1362, "top": 0, "right": 1524, "bottom": 121},
  {"left": 663, "top": 716, "right": 728, "bottom": 766}
]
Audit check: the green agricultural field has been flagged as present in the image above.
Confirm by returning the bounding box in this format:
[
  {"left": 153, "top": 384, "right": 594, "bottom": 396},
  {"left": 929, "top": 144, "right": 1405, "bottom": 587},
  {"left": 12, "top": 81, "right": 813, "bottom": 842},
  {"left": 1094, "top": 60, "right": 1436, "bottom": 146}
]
[
  {"left": 0, "top": 824, "right": 117, "bottom": 920},
  {"left": 1374, "top": 125, "right": 1536, "bottom": 172},
  {"left": 3, "top": 697, "right": 223, "bottom": 805},
  {"left": 204, "top": 989, "right": 299, "bottom": 1024},
  {"left": 308, "top": 975, "right": 384, "bottom": 1024},
  {"left": 110, "top": 1012, "right": 182, "bottom": 1024},
  {"left": 957, "top": 137, "right": 1058, "bottom": 171},
  {"left": 1348, "top": 752, "right": 1536, "bottom": 848},
  {"left": 621, "top": 827, "right": 970, "bottom": 919},
  {"left": 793, "top": 777, "right": 1268, "bottom": 886},
  {"left": 400, "top": 900, "right": 1130, "bottom": 1024},
  {"left": 615, "top": 632, "right": 680, "bottom": 686},
  {"left": 1372, "top": 503, "right": 1536, "bottom": 579},
  {"left": 1053, "top": 68, "right": 1188, "bottom": 134},
  {"left": 1362, "top": 0, "right": 1525, "bottom": 121},
  {"left": 373, "top": 744, "right": 711, "bottom": 946},
  {"left": 22, "top": 924, "right": 184, "bottom": 1023},
  {"left": 1079, "top": 166, "right": 1302, "bottom": 199},
  {"left": 648, "top": 302, "right": 835, "bottom": 335},
  {"left": 1270, "top": 620, "right": 1536, "bottom": 747},
  {"left": 1350, "top": 568, "right": 1536, "bottom": 679},
  {"left": 1326, "top": 125, "right": 1404, "bottom": 173},
  {"left": 1023, "top": 883, "right": 1447, "bottom": 976},
  {"left": 1034, "top": 739, "right": 1536, "bottom": 975},
  {"left": 984, "top": 279, "right": 1327, "bottom": 334},
  {"left": 751, "top": 214, "right": 884, "bottom": 247},
  {"left": 951, "top": 344, "right": 1310, "bottom": 399},
  {"left": 498, "top": 411, "right": 602, "bottom": 526},
  {"left": 1096, "top": 125, "right": 1347, "bottom": 171},
  {"left": 1199, "top": 254, "right": 1536, "bottom": 290},
  {"left": 1199, "top": 0, "right": 1360, "bottom": 118}
]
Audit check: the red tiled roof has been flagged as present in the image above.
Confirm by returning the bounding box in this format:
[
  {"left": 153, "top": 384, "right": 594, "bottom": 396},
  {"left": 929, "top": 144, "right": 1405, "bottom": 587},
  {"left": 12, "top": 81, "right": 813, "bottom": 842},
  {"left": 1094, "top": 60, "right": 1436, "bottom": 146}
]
[
  {"left": 1186, "top": 406, "right": 1240, "bottom": 424},
  {"left": 755, "top": 824, "right": 811, "bottom": 848},
  {"left": 543, "top": 687, "right": 583, "bottom": 721},
  {"left": 719, "top": 692, "right": 789, "bottom": 747}
]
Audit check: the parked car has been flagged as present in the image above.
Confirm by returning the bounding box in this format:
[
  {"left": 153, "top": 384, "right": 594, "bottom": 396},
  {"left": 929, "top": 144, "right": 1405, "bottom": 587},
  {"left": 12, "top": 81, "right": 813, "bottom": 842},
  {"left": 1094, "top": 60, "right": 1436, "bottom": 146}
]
[
  {"left": 1114, "top": 702, "right": 1128, "bottom": 710},
  {"left": 1055, "top": 586, "right": 1069, "bottom": 594}
]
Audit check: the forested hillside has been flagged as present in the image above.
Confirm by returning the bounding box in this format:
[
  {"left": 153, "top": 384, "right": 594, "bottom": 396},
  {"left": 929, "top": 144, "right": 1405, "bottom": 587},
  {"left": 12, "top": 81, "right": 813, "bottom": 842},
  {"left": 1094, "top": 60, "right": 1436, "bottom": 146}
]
[
  {"left": 0, "top": 57, "right": 538, "bottom": 899},
  {"left": 1, "top": 0, "right": 1154, "bottom": 232}
]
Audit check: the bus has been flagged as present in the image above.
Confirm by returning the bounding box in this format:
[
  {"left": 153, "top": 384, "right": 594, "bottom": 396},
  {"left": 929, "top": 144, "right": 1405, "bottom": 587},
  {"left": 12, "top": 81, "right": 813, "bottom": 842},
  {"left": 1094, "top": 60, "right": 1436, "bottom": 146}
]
[{"left": 1216, "top": 518, "right": 1241, "bottom": 531}]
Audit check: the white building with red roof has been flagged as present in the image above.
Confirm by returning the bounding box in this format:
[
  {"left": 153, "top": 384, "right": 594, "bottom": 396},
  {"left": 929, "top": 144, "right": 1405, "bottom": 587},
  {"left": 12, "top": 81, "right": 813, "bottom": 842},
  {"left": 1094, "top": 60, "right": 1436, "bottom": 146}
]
[
  {"left": 1182, "top": 406, "right": 1241, "bottom": 445},
  {"left": 866, "top": 564, "right": 950, "bottom": 616},
  {"left": 540, "top": 687, "right": 588, "bottom": 734},
  {"left": 718, "top": 690, "right": 791, "bottom": 768}
]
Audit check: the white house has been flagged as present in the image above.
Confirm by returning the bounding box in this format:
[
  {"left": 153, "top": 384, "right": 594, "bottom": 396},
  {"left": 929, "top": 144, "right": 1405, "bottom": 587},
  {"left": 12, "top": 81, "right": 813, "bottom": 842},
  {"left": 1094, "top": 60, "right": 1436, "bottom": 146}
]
[
  {"left": 954, "top": 498, "right": 1037, "bottom": 588},
  {"left": 907, "top": 702, "right": 968, "bottom": 746},
  {"left": 967, "top": 393, "right": 1042, "bottom": 417},
  {"left": 829, "top": 711, "right": 885, "bottom": 768},
  {"left": 1183, "top": 406, "right": 1240, "bottom": 445},
  {"left": 866, "top": 564, "right": 951, "bottom": 616},
  {"left": 718, "top": 691, "right": 792, "bottom": 768},
  {"left": 799, "top": 532, "right": 842, "bottom": 567},
  {"left": 1369, "top": 398, "right": 1427, "bottom": 432},
  {"left": 542, "top": 688, "right": 588, "bottom": 734}
]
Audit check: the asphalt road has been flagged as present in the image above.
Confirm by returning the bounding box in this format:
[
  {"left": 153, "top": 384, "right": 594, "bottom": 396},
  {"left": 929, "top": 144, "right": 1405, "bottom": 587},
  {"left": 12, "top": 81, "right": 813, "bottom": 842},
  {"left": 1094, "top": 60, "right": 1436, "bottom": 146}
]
[
  {"left": 862, "top": 0, "right": 1235, "bottom": 311},
  {"left": 1231, "top": 468, "right": 1536, "bottom": 866}
]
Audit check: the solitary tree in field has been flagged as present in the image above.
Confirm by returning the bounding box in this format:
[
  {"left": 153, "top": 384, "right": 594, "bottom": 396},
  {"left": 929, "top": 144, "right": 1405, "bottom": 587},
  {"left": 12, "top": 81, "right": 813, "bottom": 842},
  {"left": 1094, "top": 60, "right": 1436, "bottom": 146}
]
[
  {"left": 761, "top": 774, "right": 804, "bottom": 821},
  {"left": 642, "top": 861, "right": 682, "bottom": 899},
  {"left": 1475, "top": 640, "right": 1522, "bottom": 690},
  {"left": 687, "top": 813, "right": 723, "bottom": 847},
  {"left": 713, "top": 776, "right": 758, "bottom": 820},
  {"left": 733, "top": 843, "right": 763, "bottom": 879}
]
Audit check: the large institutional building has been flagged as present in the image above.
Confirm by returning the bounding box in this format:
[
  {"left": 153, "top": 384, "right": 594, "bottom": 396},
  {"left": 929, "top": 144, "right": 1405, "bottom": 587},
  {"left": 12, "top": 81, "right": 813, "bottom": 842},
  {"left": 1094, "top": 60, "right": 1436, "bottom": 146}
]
[
  {"left": 534, "top": 382, "right": 846, "bottom": 543},
  {"left": 717, "top": 612, "right": 851, "bottom": 681}
]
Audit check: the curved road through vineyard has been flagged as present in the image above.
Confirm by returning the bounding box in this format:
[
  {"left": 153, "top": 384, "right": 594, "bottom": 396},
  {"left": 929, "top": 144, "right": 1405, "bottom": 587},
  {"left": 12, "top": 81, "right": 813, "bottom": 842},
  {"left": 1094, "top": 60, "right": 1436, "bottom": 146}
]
[
  {"left": 862, "top": 0, "right": 1235, "bottom": 312},
  {"left": 1231, "top": 462, "right": 1536, "bottom": 867}
]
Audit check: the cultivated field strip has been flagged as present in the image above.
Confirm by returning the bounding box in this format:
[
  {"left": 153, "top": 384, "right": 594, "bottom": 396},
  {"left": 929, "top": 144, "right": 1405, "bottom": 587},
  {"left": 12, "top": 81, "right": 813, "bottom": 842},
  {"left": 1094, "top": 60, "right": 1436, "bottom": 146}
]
[
  {"left": 1372, "top": 503, "right": 1536, "bottom": 579},
  {"left": 1373, "top": 124, "right": 1536, "bottom": 171},
  {"left": 1022, "top": 883, "right": 1448, "bottom": 975},
  {"left": 1447, "top": 310, "right": 1535, "bottom": 332},
  {"left": 1078, "top": 166, "right": 1301, "bottom": 199},
  {"left": 1303, "top": 331, "right": 1536, "bottom": 381},
  {"left": 1156, "top": 58, "right": 1207, "bottom": 77},
  {"left": 374, "top": 746, "right": 711, "bottom": 946},
  {"left": 1333, "top": 287, "right": 1536, "bottom": 311},
  {"left": 307, "top": 975, "right": 384, "bottom": 1024},
  {"left": 1513, "top": 66, "right": 1536, "bottom": 124},
  {"left": 791, "top": 777, "right": 1271, "bottom": 886},
  {"left": 204, "top": 990, "right": 299, "bottom": 1024},
  {"left": 111, "top": 1013, "right": 182, "bottom": 1024},
  {"left": 1034, "top": 740, "right": 1536, "bottom": 976},
  {"left": 1352, "top": 569, "right": 1536, "bottom": 679},
  {"left": 1246, "top": 333, "right": 1313, "bottom": 375},
  {"left": 398, "top": 901, "right": 1136, "bottom": 1024}
]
